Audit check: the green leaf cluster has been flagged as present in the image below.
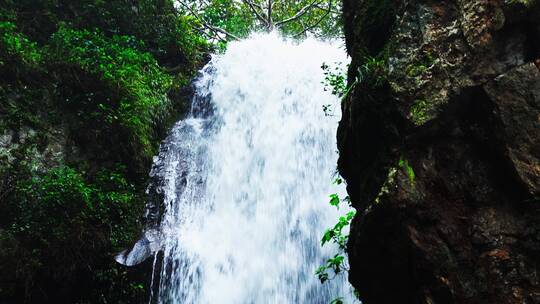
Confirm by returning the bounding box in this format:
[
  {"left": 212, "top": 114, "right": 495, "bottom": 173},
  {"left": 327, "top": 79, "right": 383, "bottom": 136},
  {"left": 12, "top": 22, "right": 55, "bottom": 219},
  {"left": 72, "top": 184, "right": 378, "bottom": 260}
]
[
  {"left": 2, "top": 165, "right": 145, "bottom": 302},
  {"left": 322, "top": 62, "right": 347, "bottom": 97},
  {"left": 321, "top": 208, "right": 355, "bottom": 250},
  {"left": 398, "top": 157, "right": 415, "bottom": 185},
  {"left": 316, "top": 254, "right": 345, "bottom": 284},
  {"left": 0, "top": 21, "right": 42, "bottom": 67},
  {"left": 49, "top": 25, "right": 173, "bottom": 157}
]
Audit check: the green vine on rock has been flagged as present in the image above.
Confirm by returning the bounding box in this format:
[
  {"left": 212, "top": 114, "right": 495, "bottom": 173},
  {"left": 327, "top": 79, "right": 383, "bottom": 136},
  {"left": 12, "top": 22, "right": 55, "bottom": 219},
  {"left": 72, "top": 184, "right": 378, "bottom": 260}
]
[{"left": 316, "top": 177, "right": 360, "bottom": 303}]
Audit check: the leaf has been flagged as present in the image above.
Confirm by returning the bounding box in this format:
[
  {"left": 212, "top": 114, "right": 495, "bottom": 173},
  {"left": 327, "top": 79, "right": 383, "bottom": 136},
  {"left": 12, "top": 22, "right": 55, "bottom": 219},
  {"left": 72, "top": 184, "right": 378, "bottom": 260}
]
[
  {"left": 329, "top": 194, "right": 340, "bottom": 209},
  {"left": 321, "top": 229, "right": 334, "bottom": 246},
  {"left": 315, "top": 266, "right": 329, "bottom": 284}
]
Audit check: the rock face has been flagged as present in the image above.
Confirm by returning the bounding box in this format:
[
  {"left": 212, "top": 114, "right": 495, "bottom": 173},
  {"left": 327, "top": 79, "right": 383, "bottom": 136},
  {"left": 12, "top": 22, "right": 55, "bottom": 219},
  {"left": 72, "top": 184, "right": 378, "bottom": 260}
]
[{"left": 338, "top": 0, "right": 540, "bottom": 303}]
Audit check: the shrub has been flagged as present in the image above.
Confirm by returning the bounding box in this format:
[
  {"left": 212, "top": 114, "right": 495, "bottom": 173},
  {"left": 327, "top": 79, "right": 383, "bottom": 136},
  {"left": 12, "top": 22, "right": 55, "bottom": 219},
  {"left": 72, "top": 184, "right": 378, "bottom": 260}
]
[
  {"left": 49, "top": 25, "right": 173, "bottom": 158},
  {"left": 4, "top": 165, "right": 145, "bottom": 302}
]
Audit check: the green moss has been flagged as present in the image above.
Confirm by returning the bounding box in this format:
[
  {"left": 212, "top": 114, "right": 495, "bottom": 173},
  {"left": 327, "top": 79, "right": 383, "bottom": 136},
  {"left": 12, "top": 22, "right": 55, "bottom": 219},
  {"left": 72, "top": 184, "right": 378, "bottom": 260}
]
[
  {"left": 409, "top": 99, "right": 431, "bottom": 125},
  {"left": 405, "top": 50, "right": 436, "bottom": 78},
  {"left": 398, "top": 157, "right": 415, "bottom": 186}
]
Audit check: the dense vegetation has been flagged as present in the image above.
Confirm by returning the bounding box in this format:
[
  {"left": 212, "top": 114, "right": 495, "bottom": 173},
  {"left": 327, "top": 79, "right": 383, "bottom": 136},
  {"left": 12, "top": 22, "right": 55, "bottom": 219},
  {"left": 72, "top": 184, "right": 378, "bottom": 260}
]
[
  {"left": 0, "top": 1, "right": 207, "bottom": 302},
  {"left": 0, "top": 0, "right": 342, "bottom": 302}
]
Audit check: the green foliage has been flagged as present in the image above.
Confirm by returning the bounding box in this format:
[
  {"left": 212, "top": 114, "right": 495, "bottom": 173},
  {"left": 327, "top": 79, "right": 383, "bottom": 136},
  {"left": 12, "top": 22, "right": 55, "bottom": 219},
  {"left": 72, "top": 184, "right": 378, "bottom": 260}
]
[
  {"left": 316, "top": 254, "right": 345, "bottom": 283},
  {"left": 406, "top": 64, "right": 428, "bottom": 78},
  {"left": 178, "top": 0, "right": 342, "bottom": 42},
  {"left": 0, "top": 1, "right": 207, "bottom": 302},
  {"left": 4, "top": 165, "right": 145, "bottom": 302},
  {"left": 1, "top": 0, "right": 208, "bottom": 66},
  {"left": 272, "top": 0, "right": 342, "bottom": 38},
  {"left": 321, "top": 208, "right": 355, "bottom": 250},
  {"left": 398, "top": 157, "right": 415, "bottom": 186},
  {"left": 316, "top": 173, "right": 365, "bottom": 303},
  {"left": 321, "top": 62, "right": 350, "bottom": 116},
  {"left": 373, "top": 157, "right": 416, "bottom": 206},
  {"left": 49, "top": 25, "right": 173, "bottom": 157},
  {"left": 357, "top": 56, "right": 387, "bottom": 88},
  {"left": 12, "top": 165, "right": 142, "bottom": 256},
  {"left": 0, "top": 21, "right": 42, "bottom": 67},
  {"left": 329, "top": 193, "right": 341, "bottom": 209},
  {"left": 405, "top": 50, "right": 435, "bottom": 78},
  {"left": 322, "top": 62, "right": 347, "bottom": 97},
  {"left": 409, "top": 99, "right": 430, "bottom": 125},
  {"left": 317, "top": 188, "right": 358, "bottom": 303},
  {"left": 201, "top": 0, "right": 254, "bottom": 39}
]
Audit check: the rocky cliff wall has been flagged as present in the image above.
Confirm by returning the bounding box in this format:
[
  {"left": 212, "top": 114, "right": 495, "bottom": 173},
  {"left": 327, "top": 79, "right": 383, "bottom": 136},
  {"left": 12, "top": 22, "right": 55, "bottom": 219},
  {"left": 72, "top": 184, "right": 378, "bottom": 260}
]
[{"left": 338, "top": 0, "right": 540, "bottom": 303}]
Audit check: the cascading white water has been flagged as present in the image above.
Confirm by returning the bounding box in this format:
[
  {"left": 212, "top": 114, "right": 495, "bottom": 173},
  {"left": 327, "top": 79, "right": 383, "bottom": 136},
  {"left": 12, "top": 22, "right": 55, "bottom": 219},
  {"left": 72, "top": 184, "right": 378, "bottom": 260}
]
[{"left": 150, "top": 33, "right": 352, "bottom": 304}]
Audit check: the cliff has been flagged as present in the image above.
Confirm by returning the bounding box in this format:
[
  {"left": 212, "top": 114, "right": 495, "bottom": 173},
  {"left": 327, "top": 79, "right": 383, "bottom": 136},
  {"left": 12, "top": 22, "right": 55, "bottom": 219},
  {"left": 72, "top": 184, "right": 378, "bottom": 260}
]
[{"left": 338, "top": 0, "right": 540, "bottom": 303}]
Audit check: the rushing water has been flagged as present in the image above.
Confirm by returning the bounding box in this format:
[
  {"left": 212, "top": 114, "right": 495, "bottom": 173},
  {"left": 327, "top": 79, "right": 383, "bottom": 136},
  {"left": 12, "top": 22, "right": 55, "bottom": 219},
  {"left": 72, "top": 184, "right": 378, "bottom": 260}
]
[{"left": 120, "top": 33, "right": 352, "bottom": 303}]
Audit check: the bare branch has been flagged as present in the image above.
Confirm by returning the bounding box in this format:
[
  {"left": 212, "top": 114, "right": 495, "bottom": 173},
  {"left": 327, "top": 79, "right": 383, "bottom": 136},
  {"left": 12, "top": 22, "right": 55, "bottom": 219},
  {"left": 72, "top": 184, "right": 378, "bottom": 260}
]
[
  {"left": 176, "top": 0, "right": 240, "bottom": 41},
  {"left": 242, "top": 0, "right": 269, "bottom": 27},
  {"left": 274, "top": 0, "right": 321, "bottom": 27},
  {"left": 251, "top": 0, "right": 264, "bottom": 11},
  {"left": 267, "top": 0, "right": 273, "bottom": 30},
  {"left": 209, "top": 24, "right": 241, "bottom": 40},
  {"left": 293, "top": 0, "right": 332, "bottom": 37},
  {"left": 313, "top": 3, "right": 341, "bottom": 14}
]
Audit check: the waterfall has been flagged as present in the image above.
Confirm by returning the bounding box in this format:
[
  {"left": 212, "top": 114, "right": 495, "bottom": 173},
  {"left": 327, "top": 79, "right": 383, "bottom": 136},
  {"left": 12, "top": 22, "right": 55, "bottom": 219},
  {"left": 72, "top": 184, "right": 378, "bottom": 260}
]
[{"left": 126, "top": 33, "right": 352, "bottom": 303}]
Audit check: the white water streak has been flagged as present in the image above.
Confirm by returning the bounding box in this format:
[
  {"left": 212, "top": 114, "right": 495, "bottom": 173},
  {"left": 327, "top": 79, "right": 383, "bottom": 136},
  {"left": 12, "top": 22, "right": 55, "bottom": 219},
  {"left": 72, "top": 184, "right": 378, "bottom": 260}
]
[{"left": 155, "top": 33, "right": 352, "bottom": 303}]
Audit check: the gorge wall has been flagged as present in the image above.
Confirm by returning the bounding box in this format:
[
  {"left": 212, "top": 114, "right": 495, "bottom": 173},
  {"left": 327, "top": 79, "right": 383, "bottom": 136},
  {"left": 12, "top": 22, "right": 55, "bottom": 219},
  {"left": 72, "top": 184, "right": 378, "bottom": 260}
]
[{"left": 338, "top": 0, "right": 540, "bottom": 303}]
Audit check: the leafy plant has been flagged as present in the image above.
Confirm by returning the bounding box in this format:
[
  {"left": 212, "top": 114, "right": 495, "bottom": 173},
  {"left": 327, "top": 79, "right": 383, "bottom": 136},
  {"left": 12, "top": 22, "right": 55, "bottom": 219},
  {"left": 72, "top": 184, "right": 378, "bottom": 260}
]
[
  {"left": 321, "top": 208, "right": 356, "bottom": 250},
  {"left": 49, "top": 25, "right": 173, "bottom": 157},
  {"left": 409, "top": 99, "right": 430, "bottom": 125},
  {"left": 398, "top": 157, "right": 415, "bottom": 186},
  {"left": 321, "top": 61, "right": 350, "bottom": 116},
  {"left": 316, "top": 182, "right": 359, "bottom": 303},
  {"left": 0, "top": 1, "right": 207, "bottom": 302},
  {"left": 0, "top": 21, "right": 42, "bottom": 67},
  {"left": 322, "top": 62, "right": 348, "bottom": 97},
  {"left": 5, "top": 165, "right": 145, "bottom": 302},
  {"left": 357, "top": 56, "right": 387, "bottom": 87}
]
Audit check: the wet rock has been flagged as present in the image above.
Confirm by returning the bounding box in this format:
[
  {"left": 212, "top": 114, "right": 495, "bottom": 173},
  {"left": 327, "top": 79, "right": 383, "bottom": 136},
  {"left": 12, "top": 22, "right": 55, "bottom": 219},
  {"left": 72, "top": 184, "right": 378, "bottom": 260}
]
[
  {"left": 339, "top": 0, "right": 540, "bottom": 303},
  {"left": 483, "top": 63, "right": 540, "bottom": 196}
]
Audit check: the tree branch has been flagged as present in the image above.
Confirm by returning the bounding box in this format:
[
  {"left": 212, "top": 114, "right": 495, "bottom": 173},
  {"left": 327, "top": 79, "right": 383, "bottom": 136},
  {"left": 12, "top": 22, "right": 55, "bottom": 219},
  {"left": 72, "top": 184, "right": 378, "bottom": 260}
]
[
  {"left": 242, "top": 0, "right": 269, "bottom": 27},
  {"left": 274, "top": 0, "right": 321, "bottom": 27},
  {"left": 267, "top": 0, "right": 273, "bottom": 30},
  {"left": 313, "top": 3, "right": 341, "bottom": 14},
  {"left": 293, "top": 0, "right": 332, "bottom": 37},
  {"left": 176, "top": 0, "right": 240, "bottom": 41}
]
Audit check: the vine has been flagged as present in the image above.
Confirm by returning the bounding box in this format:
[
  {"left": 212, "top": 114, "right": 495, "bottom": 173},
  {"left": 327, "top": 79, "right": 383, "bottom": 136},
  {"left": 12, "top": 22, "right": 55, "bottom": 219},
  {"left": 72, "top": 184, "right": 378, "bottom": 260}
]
[{"left": 316, "top": 177, "right": 360, "bottom": 303}]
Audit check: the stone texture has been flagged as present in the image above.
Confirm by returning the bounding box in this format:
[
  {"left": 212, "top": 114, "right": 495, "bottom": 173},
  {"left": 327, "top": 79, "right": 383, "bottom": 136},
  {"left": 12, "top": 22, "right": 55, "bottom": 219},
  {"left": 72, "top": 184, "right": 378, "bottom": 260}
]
[{"left": 338, "top": 0, "right": 540, "bottom": 303}]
